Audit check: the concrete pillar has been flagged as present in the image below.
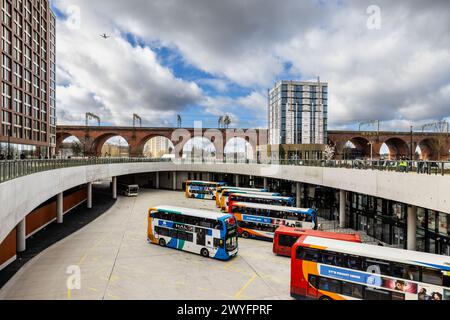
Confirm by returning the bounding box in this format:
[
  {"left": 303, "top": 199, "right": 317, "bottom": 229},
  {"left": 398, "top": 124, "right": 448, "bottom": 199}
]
[
  {"left": 235, "top": 174, "right": 240, "bottom": 187},
  {"left": 407, "top": 206, "right": 417, "bottom": 251},
  {"left": 57, "top": 192, "right": 63, "bottom": 224},
  {"left": 87, "top": 182, "right": 93, "bottom": 209},
  {"left": 173, "top": 171, "right": 177, "bottom": 191},
  {"left": 296, "top": 182, "right": 302, "bottom": 207},
  {"left": 339, "top": 190, "right": 346, "bottom": 228},
  {"left": 112, "top": 177, "right": 117, "bottom": 200},
  {"left": 16, "top": 219, "right": 26, "bottom": 253},
  {"left": 155, "top": 172, "right": 160, "bottom": 189},
  {"left": 263, "top": 177, "right": 268, "bottom": 190}
]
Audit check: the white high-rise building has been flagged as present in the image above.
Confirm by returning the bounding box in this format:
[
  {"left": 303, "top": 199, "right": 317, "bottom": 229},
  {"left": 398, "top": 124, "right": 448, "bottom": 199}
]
[{"left": 268, "top": 79, "right": 328, "bottom": 145}]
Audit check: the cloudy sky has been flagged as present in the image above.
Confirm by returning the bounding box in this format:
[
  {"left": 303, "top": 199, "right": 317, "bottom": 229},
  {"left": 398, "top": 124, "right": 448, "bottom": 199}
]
[{"left": 51, "top": 0, "right": 450, "bottom": 130}]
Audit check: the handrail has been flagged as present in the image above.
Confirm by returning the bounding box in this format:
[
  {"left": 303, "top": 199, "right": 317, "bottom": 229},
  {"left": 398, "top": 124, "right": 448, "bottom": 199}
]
[{"left": 0, "top": 157, "right": 448, "bottom": 184}]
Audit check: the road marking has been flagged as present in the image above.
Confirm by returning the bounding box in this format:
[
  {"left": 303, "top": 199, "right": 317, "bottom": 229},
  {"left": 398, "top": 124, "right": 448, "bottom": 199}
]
[{"left": 234, "top": 273, "right": 257, "bottom": 299}]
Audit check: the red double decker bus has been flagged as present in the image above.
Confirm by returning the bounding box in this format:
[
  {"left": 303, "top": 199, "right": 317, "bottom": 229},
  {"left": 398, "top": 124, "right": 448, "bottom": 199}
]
[{"left": 273, "top": 226, "right": 361, "bottom": 257}]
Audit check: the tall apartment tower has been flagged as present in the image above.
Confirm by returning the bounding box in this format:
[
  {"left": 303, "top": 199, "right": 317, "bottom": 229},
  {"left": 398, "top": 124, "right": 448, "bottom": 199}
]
[
  {"left": 268, "top": 79, "right": 328, "bottom": 145},
  {"left": 1, "top": 0, "right": 56, "bottom": 158}
]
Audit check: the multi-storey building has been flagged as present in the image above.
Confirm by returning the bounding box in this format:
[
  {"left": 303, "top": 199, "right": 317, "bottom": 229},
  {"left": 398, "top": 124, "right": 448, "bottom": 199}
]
[
  {"left": 268, "top": 79, "right": 328, "bottom": 146},
  {"left": 1, "top": 0, "right": 56, "bottom": 158}
]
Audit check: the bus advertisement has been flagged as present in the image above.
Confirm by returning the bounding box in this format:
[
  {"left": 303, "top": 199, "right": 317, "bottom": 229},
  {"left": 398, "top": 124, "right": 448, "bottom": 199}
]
[
  {"left": 291, "top": 235, "right": 450, "bottom": 300},
  {"left": 229, "top": 202, "right": 317, "bottom": 241},
  {"left": 273, "top": 226, "right": 361, "bottom": 257},
  {"left": 147, "top": 206, "right": 238, "bottom": 260},
  {"left": 185, "top": 181, "right": 226, "bottom": 200},
  {"left": 215, "top": 186, "right": 268, "bottom": 208}
]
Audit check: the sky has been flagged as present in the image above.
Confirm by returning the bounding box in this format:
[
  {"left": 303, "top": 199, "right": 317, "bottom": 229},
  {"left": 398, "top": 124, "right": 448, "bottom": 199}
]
[{"left": 51, "top": 0, "right": 450, "bottom": 131}]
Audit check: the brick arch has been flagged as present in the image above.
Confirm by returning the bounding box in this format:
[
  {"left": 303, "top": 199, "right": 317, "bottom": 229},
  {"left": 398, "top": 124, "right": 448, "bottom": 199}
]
[
  {"left": 91, "top": 133, "right": 131, "bottom": 157},
  {"left": 417, "top": 138, "right": 442, "bottom": 160},
  {"left": 344, "top": 136, "right": 372, "bottom": 158},
  {"left": 135, "top": 134, "right": 175, "bottom": 158},
  {"left": 382, "top": 137, "right": 410, "bottom": 160},
  {"left": 56, "top": 132, "right": 85, "bottom": 155}
]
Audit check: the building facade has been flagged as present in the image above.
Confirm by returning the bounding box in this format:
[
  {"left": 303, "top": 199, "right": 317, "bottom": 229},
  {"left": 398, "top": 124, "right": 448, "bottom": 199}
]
[
  {"left": 268, "top": 79, "right": 328, "bottom": 146},
  {"left": 1, "top": 0, "right": 56, "bottom": 159}
]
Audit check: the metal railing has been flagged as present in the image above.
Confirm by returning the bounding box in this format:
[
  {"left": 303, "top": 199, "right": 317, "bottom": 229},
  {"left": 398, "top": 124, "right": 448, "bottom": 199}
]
[{"left": 0, "top": 157, "right": 448, "bottom": 184}]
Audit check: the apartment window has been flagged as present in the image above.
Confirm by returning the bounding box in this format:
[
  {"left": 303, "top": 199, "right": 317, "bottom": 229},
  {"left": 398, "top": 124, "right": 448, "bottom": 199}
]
[
  {"left": 2, "top": 0, "right": 12, "bottom": 27},
  {"left": 2, "top": 53, "right": 11, "bottom": 81},
  {"left": 2, "top": 26, "right": 12, "bottom": 54},
  {"left": 2, "top": 83, "right": 12, "bottom": 109}
]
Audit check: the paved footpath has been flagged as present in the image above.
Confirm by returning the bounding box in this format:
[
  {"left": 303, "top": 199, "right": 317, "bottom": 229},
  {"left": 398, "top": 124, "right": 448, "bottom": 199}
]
[{"left": 0, "top": 189, "right": 292, "bottom": 300}]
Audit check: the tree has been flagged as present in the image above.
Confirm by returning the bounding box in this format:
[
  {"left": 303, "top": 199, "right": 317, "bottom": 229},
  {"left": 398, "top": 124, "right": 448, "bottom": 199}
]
[
  {"left": 323, "top": 144, "right": 335, "bottom": 160},
  {"left": 71, "top": 142, "right": 83, "bottom": 157}
]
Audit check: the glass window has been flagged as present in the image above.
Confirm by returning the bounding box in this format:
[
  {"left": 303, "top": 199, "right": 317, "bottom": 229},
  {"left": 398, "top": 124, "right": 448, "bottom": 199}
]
[
  {"left": 422, "top": 268, "right": 442, "bottom": 286},
  {"left": 346, "top": 255, "right": 362, "bottom": 270},
  {"left": 428, "top": 211, "right": 437, "bottom": 233},
  {"left": 342, "top": 282, "right": 363, "bottom": 299},
  {"left": 278, "top": 234, "right": 298, "bottom": 247},
  {"left": 318, "top": 277, "right": 341, "bottom": 294},
  {"left": 438, "top": 213, "right": 449, "bottom": 235},
  {"left": 364, "top": 288, "right": 391, "bottom": 300}
]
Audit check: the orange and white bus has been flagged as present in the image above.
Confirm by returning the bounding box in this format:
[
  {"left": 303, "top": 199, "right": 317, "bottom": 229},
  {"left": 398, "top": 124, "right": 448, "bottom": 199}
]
[
  {"left": 230, "top": 202, "right": 317, "bottom": 241},
  {"left": 215, "top": 186, "right": 269, "bottom": 207},
  {"left": 219, "top": 190, "right": 280, "bottom": 212},
  {"left": 273, "top": 226, "right": 361, "bottom": 257},
  {"left": 291, "top": 236, "right": 450, "bottom": 300}
]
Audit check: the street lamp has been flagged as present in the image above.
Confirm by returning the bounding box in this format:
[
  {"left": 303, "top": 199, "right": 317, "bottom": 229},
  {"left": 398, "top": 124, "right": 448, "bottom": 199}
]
[{"left": 7, "top": 126, "right": 12, "bottom": 159}]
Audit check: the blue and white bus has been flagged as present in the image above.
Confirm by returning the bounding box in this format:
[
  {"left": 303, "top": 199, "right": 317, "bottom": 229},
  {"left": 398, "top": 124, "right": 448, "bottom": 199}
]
[
  {"left": 185, "top": 181, "right": 226, "bottom": 200},
  {"left": 228, "top": 193, "right": 296, "bottom": 208},
  {"left": 147, "top": 206, "right": 238, "bottom": 260}
]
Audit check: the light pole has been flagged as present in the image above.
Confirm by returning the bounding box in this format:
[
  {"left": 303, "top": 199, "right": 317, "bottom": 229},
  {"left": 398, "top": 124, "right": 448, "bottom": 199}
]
[{"left": 7, "top": 126, "right": 12, "bottom": 159}]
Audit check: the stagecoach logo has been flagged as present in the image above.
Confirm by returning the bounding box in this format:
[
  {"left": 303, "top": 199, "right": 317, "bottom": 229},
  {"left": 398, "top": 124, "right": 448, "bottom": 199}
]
[{"left": 174, "top": 223, "right": 194, "bottom": 232}]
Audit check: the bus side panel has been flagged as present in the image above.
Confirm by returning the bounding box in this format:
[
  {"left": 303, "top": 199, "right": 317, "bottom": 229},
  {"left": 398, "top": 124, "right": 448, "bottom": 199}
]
[{"left": 147, "top": 217, "right": 157, "bottom": 244}]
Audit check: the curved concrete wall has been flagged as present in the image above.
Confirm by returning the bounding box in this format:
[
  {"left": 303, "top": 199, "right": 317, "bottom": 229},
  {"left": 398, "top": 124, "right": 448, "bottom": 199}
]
[{"left": 1, "top": 161, "right": 449, "bottom": 244}]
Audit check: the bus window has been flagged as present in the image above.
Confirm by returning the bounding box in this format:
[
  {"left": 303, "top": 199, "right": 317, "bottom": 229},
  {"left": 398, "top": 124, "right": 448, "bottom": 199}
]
[
  {"left": 342, "top": 282, "right": 363, "bottom": 299},
  {"left": 444, "top": 275, "right": 450, "bottom": 287},
  {"left": 391, "top": 291, "right": 405, "bottom": 301},
  {"left": 347, "top": 255, "right": 362, "bottom": 270},
  {"left": 214, "top": 238, "right": 224, "bottom": 248},
  {"left": 321, "top": 251, "right": 344, "bottom": 267},
  {"left": 364, "top": 288, "right": 391, "bottom": 300},
  {"left": 421, "top": 268, "right": 443, "bottom": 286},
  {"left": 278, "top": 234, "right": 298, "bottom": 247},
  {"left": 318, "top": 277, "right": 340, "bottom": 294},
  {"left": 297, "top": 247, "right": 319, "bottom": 262}
]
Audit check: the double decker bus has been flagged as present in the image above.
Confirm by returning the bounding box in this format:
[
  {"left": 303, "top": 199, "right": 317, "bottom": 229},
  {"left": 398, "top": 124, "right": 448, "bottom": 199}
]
[
  {"left": 148, "top": 206, "right": 238, "bottom": 260},
  {"left": 273, "top": 226, "right": 361, "bottom": 257},
  {"left": 215, "top": 186, "right": 268, "bottom": 207},
  {"left": 185, "top": 181, "right": 226, "bottom": 200},
  {"left": 229, "top": 202, "right": 317, "bottom": 241},
  {"left": 227, "top": 193, "right": 295, "bottom": 210},
  {"left": 291, "top": 236, "right": 450, "bottom": 300},
  {"left": 219, "top": 190, "right": 281, "bottom": 212}
]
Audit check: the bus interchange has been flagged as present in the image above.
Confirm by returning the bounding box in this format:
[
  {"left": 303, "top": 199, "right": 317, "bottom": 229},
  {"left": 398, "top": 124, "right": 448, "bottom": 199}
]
[{"left": 147, "top": 180, "right": 450, "bottom": 301}]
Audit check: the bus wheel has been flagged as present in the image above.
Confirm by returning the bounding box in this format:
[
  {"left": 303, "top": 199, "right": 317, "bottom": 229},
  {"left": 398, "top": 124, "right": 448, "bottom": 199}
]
[
  {"left": 242, "top": 232, "right": 249, "bottom": 239},
  {"left": 319, "top": 296, "right": 332, "bottom": 301},
  {"left": 212, "top": 196, "right": 216, "bottom": 200},
  {"left": 159, "top": 238, "right": 166, "bottom": 247},
  {"left": 200, "top": 248, "right": 209, "bottom": 258}
]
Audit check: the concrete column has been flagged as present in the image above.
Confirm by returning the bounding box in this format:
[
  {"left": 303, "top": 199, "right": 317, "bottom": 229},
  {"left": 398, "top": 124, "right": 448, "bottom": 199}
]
[
  {"left": 339, "top": 190, "right": 346, "bottom": 229},
  {"left": 173, "top": 171, "right": 177, "bottom": 191},
  {"left": 16, "top": 219, "right": 26, "bottom": 253},
  {"left": 155, "top": 172, "right": 160, "bottom": 189},
  {"left": 263, "top": 177, "right": 268, "bottom": 190},
  {"left": 57, "top": 192, "right": 63, "bottom": 224},
  {"left": 112, "top": 177, "right": 117, "bottom": 200},
  {"left": 407, "top": 205, "right": 417, "bottom": 251},
  {"left": 235, "top": 174, "right": 240, "bottom": 187},
  {"left": 87, "top": 182, "right": 93, "bottom": 209},
  {"left": 296, "top": 182, "right": 302, "bottom": 207}
]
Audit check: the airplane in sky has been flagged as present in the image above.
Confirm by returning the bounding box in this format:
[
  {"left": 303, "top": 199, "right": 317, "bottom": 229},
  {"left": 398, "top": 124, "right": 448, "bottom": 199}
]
[{"left": 100, "top": 33, "right": 110, "bottom": 39}]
